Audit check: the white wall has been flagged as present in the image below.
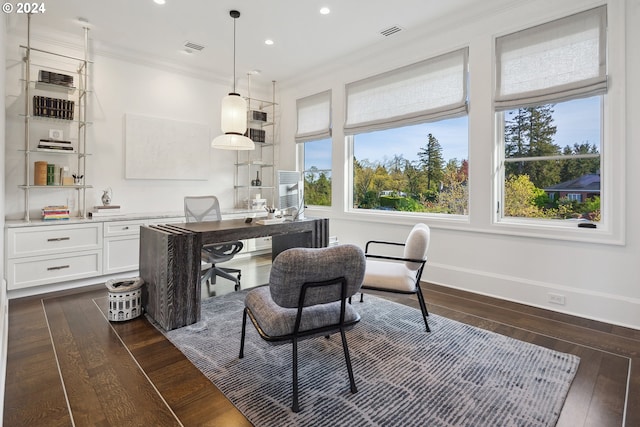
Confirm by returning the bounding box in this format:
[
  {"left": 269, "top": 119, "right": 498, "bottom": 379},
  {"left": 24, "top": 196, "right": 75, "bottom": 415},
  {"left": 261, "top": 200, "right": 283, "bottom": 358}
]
[
  {"left": 1, "top": 12, "right": 8, "bottom": 422},
  {"left": 4, "top": 23, "right": 273, "bottom": 220},
  {"left": 279, "top": 0, "right": 640, "bottom": 329}
]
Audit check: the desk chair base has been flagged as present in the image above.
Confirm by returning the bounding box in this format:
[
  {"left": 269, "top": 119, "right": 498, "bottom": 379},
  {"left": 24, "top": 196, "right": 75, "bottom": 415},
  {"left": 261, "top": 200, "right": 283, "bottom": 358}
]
[{"left": 202, "top": 265, "right": 241, "bottom": 292}]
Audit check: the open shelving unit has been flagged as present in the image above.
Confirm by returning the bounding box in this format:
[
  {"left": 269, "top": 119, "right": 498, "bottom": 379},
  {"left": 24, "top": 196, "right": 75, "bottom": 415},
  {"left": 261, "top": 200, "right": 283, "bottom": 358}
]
[
  {"left": 18, "top": 14, "right": 92, "bottom": 221},
  {"left": 235, "top": 78, "right": 278, "bottom": 211}
]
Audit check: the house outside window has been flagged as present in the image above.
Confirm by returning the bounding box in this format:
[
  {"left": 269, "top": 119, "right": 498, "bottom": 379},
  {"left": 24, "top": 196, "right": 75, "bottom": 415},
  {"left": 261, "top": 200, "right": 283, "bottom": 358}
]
[
  {"left": 345, "top": 48, "right": 469, "bottom": 216},
  {"left": 495, "top": 6, "right": 607, "bottom": 225},
  {"left": 295, "top": 90, "right": 332, "bottom": 207}
]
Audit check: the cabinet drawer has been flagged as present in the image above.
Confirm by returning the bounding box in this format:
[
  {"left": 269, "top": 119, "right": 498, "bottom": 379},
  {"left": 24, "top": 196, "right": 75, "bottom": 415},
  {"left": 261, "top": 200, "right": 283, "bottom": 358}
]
[
  {"left": 104, "top": 235, "right": 140, "bottom": 274},
  {"left": 7, "top": 224, "right": 101, "bottom": 258},
  {"left": 103, "top": 220, "right": 147, "bottom": 237},
  {"left": 7, "top": 250, "right": 102, "bottom": 290}
]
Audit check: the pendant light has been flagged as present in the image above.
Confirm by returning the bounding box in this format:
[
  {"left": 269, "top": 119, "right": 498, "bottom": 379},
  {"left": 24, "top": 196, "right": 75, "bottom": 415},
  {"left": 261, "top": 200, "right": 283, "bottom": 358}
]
[{"left": 212, "top": 10, "right": 254, "bottom": 150}]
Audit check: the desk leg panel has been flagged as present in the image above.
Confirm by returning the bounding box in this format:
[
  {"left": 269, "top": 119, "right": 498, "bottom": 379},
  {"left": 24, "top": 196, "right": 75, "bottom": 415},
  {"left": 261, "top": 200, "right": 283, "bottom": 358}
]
[{"left": 140, "top": 227, "right": 201, "bottom": 331}]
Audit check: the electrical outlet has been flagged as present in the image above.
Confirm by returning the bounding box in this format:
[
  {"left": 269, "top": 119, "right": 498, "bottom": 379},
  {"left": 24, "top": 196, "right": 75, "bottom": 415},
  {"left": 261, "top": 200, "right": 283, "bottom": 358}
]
[{"left": 548, "top": 293, "right": 566, "bottom": 305}]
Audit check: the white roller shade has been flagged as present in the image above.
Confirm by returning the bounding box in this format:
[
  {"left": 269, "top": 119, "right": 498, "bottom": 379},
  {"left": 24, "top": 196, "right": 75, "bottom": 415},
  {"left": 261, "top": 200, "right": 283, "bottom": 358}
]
[
  {"left": 495, "top": 6, "right": 607, "bottom": 110},
  {"left": 295, "top": 90, "right": 332, "bottom": 143},
  {"left": 344, "top": 48, "right": 468, "bottom": 135}
]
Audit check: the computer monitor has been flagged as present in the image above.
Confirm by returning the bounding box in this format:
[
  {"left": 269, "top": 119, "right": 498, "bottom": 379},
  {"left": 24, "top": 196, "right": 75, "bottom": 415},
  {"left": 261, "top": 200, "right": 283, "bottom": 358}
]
[{"left": 277, "top": 170, "right": 304, "bottom": 220}]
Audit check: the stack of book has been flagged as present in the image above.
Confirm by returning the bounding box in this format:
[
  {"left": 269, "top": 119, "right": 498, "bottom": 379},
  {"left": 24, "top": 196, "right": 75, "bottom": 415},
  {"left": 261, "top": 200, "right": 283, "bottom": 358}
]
[
  {"left": 32, "top": 96, "right": 75, "bottom": 120},
  {"left": 38, "top": 70, "right": 74, "bottom": 87},
  {"left": 89, "top": 205, "right": 123, "bottom": 218},
  {"left": 38, "top": 139, "right": 74, "bottom": 152},
  {"left": 42, "top": 205, "right": 70, "bottom": 221}
]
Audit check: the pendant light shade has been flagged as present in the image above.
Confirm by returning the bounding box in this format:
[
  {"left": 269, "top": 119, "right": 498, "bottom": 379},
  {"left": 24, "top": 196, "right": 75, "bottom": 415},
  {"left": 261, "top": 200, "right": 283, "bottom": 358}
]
[{"left": 212, "top": 10, "right": 254, "bottom": 150}]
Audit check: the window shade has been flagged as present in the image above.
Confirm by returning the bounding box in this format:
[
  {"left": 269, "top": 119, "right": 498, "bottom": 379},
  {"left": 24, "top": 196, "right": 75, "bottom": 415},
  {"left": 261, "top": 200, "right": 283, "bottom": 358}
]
[
  {"left": 344, "top": 48, "right": 468, "bottom": 135},
  {"left": 495, "top": 6, "right": 607, "bottom": 110},
  {"left": 295, "top": 90, "right": 332, "bottom": 143}
]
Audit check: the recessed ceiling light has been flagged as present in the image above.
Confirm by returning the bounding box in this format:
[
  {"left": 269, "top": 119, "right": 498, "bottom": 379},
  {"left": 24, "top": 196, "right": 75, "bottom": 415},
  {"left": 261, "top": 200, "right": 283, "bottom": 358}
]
[
  {"left": 320, "top": 7, "right": 330, "bottom": 15},
  {"left": 265, "top": 39, "right": 274, "bottom": 46},
  {"left": 154, "top": 0, "right": 166, "bottom": 5}
]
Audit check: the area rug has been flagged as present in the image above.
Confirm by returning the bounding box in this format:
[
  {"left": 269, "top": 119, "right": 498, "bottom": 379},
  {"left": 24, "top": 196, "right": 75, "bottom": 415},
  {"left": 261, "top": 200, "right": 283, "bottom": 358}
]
[{"left": 162, "top": 289, "right": 579, "bottom": 426}]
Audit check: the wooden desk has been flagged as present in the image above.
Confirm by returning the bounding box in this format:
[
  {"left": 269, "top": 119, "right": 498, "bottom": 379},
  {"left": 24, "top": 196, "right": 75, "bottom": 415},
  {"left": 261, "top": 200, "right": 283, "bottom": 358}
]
[{"left": 139, "top": 217, "right": 329, "bottom": 331}]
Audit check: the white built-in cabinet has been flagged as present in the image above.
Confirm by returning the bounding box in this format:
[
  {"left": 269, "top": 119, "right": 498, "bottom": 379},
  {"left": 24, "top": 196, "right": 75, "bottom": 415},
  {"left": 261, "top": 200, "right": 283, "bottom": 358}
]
[{"left": 5, "top": 215, "right": 184, "bottom": 291}]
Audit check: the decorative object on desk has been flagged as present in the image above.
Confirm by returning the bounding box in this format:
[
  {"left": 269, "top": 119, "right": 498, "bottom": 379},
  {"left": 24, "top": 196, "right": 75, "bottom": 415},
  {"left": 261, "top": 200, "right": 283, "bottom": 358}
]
[
  {"left": 34, "top": 161, "right": 47, "bottom": 185},
  {"left": 42, "top": 205, "right": 70, "bottom": 221},
  {"left": 264, "top": 206, "right": 277, "bottom": 219},
  {"left": 163, "top": 291, "right": 579, "bottom": 427},
  {"left": 101, "top": 187, "right": 112, "bottom": 205},
  {"left": 251, "top": 171, "right": 261, "bottom": 186},
  {"left": 211, "top": 10, "right": 254, "bottom": 151},
  {"left": 106, "top": 277, "right": 144, "bottom": 322},
  {"left": 256, "top": 217, "right": 285, "bottom": 225}
]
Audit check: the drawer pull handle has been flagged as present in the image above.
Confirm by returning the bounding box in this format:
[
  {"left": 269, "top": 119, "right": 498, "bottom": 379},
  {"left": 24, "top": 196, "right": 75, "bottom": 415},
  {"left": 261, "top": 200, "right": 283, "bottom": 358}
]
[
  {"left": 47, "top": 265, "right": 70, "bottom": 271},
  {"left": 123, "top": 226, "right": 129, "bottom": 230},
  {"left": 47, "top": 237, "right": 70, "bottom": 242}
]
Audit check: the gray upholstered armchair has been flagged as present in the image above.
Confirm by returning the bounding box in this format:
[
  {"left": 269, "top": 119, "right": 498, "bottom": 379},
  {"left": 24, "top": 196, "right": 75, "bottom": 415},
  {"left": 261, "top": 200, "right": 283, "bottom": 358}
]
[{"left": 239, "top": 244, "right": 366, "bottom": 412}]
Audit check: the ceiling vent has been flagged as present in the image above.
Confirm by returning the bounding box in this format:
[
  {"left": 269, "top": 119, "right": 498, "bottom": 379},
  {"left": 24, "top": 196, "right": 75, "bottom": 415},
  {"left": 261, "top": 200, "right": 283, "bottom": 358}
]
[
  {"left": 379, "top": 25, "right": 403, "bottom": 37},
  {"left": 183, "top": 41, "right": 205, "bottom": 53}
]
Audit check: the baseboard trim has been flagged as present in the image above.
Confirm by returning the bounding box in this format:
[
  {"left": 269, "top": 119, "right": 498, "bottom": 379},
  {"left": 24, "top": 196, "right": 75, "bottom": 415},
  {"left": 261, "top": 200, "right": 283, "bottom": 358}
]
[{"left": 425, "top": 262, "right": 640, "bottom": 330}]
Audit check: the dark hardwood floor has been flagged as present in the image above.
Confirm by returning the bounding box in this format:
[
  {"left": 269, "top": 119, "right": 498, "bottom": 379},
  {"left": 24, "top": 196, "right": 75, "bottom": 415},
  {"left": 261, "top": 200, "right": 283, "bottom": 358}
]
[{"left": 4, "top": 255, "right": 639, "bottom": 426}]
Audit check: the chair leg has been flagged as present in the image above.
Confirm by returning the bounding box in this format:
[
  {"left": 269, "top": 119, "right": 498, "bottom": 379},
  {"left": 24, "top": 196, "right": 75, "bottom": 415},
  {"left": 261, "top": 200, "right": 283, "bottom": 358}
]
[
  {"left": 292, "top": 338, "right": 300, "bottom": 412},
  {"left": 340, "top": 328, "right": 358, "bottom": 394},
  {"left": 360, "top": 292, "right": 364, "bottom": 303},
  {"left": 239, "top": 308, "right": 247, "bottom": 359},
  {"left": 416, "top": 285, "right": 431, "bottom": 332}
]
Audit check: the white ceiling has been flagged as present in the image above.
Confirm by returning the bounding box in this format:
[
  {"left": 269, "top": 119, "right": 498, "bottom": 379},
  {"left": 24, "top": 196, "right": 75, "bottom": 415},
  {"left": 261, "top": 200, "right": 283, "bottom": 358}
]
[{"left": 7, "top": 0, "right": 514, "bottom": 85}]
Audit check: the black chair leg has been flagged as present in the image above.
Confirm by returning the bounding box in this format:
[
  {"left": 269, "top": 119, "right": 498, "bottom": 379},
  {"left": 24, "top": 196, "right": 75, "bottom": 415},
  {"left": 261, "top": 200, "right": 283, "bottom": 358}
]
[
  {"left": 239, "top": 308, "right": 247, "bottom": 358},
  {"left": 340, "top": 328, "right": 358, "bottom": 394},
  {"left": 292, "top": 338, "right": 300, "bottom": 412},
  {"left": 416, "top": 286, "right": 430, "bottom": 332},
  {"left": 360, "top": 292, "right": 364, "bottom": 303}
]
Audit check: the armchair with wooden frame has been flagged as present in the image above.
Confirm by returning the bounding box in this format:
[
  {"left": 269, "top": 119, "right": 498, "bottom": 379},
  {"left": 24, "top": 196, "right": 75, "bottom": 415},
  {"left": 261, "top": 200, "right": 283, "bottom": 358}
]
[{"left": 359, "top": 223, "right": 431, "bottom": 332}]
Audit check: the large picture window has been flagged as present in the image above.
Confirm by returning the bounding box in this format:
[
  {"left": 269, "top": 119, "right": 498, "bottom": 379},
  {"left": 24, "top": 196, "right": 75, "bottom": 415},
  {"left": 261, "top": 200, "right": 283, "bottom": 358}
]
[
  {"left": 495, "top": 6, "right": 607, "bottom": 226},
  {"left": 346, "top": 48, "right": 469, "bottom": 216},
  {"left": 296, "top": 90, "right": 332, "bottom": 206}
]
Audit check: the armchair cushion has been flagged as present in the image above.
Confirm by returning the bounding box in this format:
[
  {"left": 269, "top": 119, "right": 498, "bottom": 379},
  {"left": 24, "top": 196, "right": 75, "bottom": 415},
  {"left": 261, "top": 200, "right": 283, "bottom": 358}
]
[
  {"left": 403, "top": 223, "right": 430, "bottom": 271},
  {"left": 246, "top": 286, "right": 360, "bottom": 339},
  {"left": 364, "top": 259, "right": 417, "bottom": 292}
]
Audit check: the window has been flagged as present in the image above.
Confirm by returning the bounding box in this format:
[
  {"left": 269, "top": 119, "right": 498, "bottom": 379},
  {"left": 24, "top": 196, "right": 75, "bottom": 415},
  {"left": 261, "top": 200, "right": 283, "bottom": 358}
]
[
  {"left": 495, "top": 6, "right": 607, "bottom": 225},
  {"left": 352, "top": 117, "right": 468, "bottom": 214},
  {"left": 345, "top": 48, "right": 469, "bottom": 215},
  {"left": 295, "top": 90, "right": 332, "bottom": 206},
  {"left": 302, "top": 138, "right": 332, "bottom": 206}
]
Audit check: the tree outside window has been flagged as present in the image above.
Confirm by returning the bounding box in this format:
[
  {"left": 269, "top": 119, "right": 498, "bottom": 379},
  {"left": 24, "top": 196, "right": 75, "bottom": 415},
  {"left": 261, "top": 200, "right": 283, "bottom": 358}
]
[
  {"left": 502, "top": 96, "right": 601, "bottom": 222},
  {"left": 352, "top": 116, "right": 468, "bottom": 215}
]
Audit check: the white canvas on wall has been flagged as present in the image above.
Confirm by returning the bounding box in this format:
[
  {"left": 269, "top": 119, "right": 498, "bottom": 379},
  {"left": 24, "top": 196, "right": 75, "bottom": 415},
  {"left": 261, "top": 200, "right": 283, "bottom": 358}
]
[{"left": 124, "top": 113, "right": 210, "bottom": 180}]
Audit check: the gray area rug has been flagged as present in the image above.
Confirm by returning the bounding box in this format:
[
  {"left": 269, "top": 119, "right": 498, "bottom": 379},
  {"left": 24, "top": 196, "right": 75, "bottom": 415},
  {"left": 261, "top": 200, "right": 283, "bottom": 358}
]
[{"left": 163, "top": 289, "right": 579, "bottom": 426}]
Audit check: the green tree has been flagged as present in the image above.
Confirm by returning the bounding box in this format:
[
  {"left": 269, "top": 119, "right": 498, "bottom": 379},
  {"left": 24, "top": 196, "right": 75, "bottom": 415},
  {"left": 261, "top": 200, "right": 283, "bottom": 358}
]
[
  {"left": 559, "top": 143, "right": 600, "bottom": 182},
  {"left": 353, "top": 158, "right": 376, "bottom": 207},
  {"left": 505, "top": 106, "right": 560, "bottom": 188},
  {"left": 417, "top": 133, "right": 444, "bottom": 190},
  {"left": 504, "top": 174, "right": 546, "bottom": 218}
]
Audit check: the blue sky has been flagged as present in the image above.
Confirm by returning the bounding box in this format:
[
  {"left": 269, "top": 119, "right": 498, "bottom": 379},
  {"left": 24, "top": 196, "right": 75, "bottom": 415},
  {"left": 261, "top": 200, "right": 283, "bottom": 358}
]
[{"left": 305, "top": 96, "right": 601, "bottom": 170}]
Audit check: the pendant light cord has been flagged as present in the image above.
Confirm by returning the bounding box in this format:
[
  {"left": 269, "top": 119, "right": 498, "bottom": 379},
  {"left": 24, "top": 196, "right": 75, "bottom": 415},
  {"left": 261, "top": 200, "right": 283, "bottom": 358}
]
[{"left": 232, "top": 16, "right": 236, "bottom": 93}]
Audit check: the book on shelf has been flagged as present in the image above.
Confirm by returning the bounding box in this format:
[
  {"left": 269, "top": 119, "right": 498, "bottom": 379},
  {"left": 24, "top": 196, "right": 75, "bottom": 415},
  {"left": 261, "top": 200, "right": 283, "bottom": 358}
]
[
  {"left": 89, "top": 205, "right": 123, "bottom": 217},
  {"left": 42, "top": 205, "right": 70, "bottom": 220},
  {"left": 39, "top": 139, "right": 73, "bottom": 147}
]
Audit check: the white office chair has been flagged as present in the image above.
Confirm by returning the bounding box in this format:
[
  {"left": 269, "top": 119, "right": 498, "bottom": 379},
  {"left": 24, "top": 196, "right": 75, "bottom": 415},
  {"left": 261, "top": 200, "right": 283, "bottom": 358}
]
[{"left": 184, "top": 196, "right": 243, "bottom": 291}]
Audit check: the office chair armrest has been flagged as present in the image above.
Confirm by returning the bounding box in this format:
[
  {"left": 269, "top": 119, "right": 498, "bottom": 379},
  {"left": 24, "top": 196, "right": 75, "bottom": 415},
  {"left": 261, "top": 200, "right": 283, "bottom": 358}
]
[
  {"left": 364, "top": 240, "right": 405, "bottom": 254},
  {"left": 204, "top": 241, "right": 243, "bottom": 257},
  {"left": 365, "top": 253, "right": 426, "bottom": 264}
]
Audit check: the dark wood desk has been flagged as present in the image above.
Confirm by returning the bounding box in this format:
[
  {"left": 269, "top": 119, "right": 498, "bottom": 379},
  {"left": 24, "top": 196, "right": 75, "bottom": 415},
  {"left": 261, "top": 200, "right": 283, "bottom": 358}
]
[{"left": 139, "top": 217, "right": 329, "bottom": 331}]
